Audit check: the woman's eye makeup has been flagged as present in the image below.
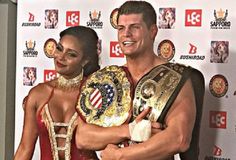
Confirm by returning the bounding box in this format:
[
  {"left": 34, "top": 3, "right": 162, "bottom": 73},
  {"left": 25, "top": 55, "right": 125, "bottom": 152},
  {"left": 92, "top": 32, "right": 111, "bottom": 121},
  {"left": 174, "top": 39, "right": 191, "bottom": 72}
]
[
  {"left": 66, "top": 51, "right": 78, "bottom": 57},
  {"left": 55, "top": 42, "right": 79, "bottom": 58}
]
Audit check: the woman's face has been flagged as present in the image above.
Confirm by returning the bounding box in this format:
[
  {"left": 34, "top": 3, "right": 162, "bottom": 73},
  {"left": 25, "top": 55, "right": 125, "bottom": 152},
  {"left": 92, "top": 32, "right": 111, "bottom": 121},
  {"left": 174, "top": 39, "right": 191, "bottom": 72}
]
[
  {"left": 217, "top": 42, "right": 227, "bottom": 56},
  {"left": 54, "top": 35, "right": 85, "bottom": 78},
  {"left": 165, "top": 9, "right": 174, "bottom": 21},
  {"left": 28, "top": 69, "right": 35, "bottom": 79}
]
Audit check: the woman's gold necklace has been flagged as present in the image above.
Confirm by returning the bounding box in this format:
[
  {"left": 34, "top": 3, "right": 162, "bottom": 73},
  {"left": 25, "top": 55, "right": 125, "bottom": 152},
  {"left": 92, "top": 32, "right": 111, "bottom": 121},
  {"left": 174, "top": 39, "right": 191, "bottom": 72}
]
[{"left": 57, "top": 70, "right": 83, "bottom": 91}]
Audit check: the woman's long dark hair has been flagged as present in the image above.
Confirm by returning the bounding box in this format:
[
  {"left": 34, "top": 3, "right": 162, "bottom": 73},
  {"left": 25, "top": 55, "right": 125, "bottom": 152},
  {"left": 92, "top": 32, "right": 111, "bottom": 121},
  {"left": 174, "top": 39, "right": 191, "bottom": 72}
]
[{"left": 60, "top": 26, "right": 100, "bottom": 77}]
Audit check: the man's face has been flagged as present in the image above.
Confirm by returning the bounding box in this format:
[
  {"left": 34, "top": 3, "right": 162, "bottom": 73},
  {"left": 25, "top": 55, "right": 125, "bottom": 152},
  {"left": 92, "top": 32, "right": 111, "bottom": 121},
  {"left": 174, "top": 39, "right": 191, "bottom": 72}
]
[{"left": 117, "top": 13, "right": 154, "bottom": 57}]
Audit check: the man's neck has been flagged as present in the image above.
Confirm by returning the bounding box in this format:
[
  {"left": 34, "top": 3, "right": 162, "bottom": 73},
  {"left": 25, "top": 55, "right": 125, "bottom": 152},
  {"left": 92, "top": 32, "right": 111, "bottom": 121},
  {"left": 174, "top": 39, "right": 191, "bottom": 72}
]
[{"left": 125, "top": 53, "right": 164, "bottom": 84}]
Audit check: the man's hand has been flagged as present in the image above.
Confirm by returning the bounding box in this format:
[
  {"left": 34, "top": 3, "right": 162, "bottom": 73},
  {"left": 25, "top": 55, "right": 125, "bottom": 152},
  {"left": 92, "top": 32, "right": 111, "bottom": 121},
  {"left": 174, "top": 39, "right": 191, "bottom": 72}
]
[
  {"left": 134, "top": 107, "right": 151, "bottom": 123},
  {"left": 133, "top": 107, "right": 164, "bottom": 136},
  {"left": 151, "top": 121, "right": 165, "bottom": 135},
  {"left": 101, "top": 144, "right": 120, "bottom": 160}
]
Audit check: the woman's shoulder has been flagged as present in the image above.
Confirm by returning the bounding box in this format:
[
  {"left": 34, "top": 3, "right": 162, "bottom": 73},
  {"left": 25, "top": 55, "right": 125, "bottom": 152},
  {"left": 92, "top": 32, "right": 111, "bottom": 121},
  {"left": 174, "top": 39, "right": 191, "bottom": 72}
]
[
  {"left": 30, "top": 81, "right": 54, "bottom": 94},
  {"left": 26, "top": 80, "right": 56, "bottom": 104}
]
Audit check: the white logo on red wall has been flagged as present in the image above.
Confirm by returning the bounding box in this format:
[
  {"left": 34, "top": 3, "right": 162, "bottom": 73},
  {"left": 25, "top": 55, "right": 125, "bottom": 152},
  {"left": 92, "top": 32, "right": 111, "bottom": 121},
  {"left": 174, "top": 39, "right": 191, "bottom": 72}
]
[
  {"left": 44, "top": 70, "right": 58, "bottom": 82},
  {"left": 213, "top": 145, "right": 222, "bottom": 156},
  {"left": 66, "top": 11, "right": 80, "bottom": 26},
  {"left": 110, "top": 41, "right": 124, "bottom": 58},
  {"left": 209, "top": 111, "right": 227, "bottom": 129},
  {"left": 189, "top": 43, "right": 197, "bottom": 54},
  {"left": 185, "top": 9, "right": 202, "bottom": 26}
]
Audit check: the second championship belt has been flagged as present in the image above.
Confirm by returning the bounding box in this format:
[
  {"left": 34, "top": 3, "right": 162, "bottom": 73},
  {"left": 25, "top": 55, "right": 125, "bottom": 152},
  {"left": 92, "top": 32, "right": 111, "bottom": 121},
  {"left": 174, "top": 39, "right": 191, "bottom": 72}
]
[
  {"left": 133, "top": 63, "right": 191, "bottom": 122},
  {"left": 77, "top": 65, "right": 133, "bottom": 127}
]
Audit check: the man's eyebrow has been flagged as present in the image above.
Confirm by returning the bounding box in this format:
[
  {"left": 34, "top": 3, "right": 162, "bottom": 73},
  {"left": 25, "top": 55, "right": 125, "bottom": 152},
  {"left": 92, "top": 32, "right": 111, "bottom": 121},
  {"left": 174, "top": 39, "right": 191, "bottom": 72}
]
[{"left": 117, "top": 23, "right": 141, "bottom": 27}]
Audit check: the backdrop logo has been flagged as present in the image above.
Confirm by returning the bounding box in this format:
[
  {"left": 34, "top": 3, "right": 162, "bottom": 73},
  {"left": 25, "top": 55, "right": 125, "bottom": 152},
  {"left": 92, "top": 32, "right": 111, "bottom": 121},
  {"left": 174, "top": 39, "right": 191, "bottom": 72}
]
[
  {"left": 23, "top": 67, "right": 37, "bottom": 86},
  {"left": 158, "top": 8, "right": 176, "bottom": 29},
  {"left": 189, "top": 43, "right": 197, "bottom": 54},
  {"left": 44, "top": 38, "right": 57, "bottom": 58},
  {"left": 110, "top": 8, "right": 119, "bottom": 29},
  {"left": 28, "top": 12, "right": 34, "bottom": 21},
  {"left": 87, "top": 10, "right": 103, "bottom": 29},
  {"left": 45, "top": 9, "right": 58, "bottom": 29},
  {"left": 213, "top": 145, "right": 222, "bottom": 156},
  {"left": 44, "top": 70, "right": 58, "bottom": 82},
  {"left": 210, "top": 9, "right": 231, "bottom": 29},
  {"left": 210, "top": 41, "right": 229, "bottom": 63},
  {"left": 66, "top": 11, "right": 80, "bottom": 26},
  {"left": 157, "top": 39, "right": 175, "bottom": 61},
  {"left": 204, "top": 145, "right": 231, "bottom": 160},
  {"left": 22, "top": 12, "right": 41, "bottom": 27},
  {"left": 180, "top": 43, "right": 205, "bottom": 60},
  {"left": 185, "top": 9, "right": 202, "bottom": 26},
  {"left": 209, "top": 111, "right": 227, "bottom": 129},
  {"left": 23, "top": 40, "right": 38, "bottom": 57},
  {"left": 97, "top": 39, "right": 102, "bottom": 55},
  {"left": 209, "top": 74, "right": 228, "bottom": 97},
  {"left": 110, "top": 41, "right": 124, "bottom": 58}
]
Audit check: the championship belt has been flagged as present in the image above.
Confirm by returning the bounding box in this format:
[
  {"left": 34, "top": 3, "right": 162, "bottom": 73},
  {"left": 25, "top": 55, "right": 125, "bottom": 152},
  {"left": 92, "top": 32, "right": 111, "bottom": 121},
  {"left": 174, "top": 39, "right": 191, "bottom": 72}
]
[
  {"left": 133, "top": 63, "right": 190, "bottom": 122},
  {"left": 77, "top": 65, "right": 132, "bottom": 127}
]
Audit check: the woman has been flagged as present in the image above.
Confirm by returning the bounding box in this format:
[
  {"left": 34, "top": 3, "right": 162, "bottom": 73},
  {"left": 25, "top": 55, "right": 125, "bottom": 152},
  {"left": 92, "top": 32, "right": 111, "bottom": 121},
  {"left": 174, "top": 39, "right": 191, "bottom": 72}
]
[{"left": 14, "top": 26, "right": 100, "bottom": 160}]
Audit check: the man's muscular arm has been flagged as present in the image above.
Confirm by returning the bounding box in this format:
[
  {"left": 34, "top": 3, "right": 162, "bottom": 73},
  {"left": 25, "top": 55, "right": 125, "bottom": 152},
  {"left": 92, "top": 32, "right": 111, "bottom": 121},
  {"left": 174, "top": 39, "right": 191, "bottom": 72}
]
[
  {"left": 101, "top": 79, "right": 196, "bottom": 160},
  {"left": 76, "top": 117, "right": 130, "bottom": 150}
]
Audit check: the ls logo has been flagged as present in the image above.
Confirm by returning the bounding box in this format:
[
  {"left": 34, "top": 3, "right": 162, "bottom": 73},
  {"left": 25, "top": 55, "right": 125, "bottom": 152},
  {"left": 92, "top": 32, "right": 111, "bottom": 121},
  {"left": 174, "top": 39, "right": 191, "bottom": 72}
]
[
  {"left": 110, "top": 41, "right": 124, "bottom": 58},
  {"left": 66, "top": 11, "right": 80, "bottom": 26},
  {"left": 185, "top": 9, "right": 202, "bottom": 26}
]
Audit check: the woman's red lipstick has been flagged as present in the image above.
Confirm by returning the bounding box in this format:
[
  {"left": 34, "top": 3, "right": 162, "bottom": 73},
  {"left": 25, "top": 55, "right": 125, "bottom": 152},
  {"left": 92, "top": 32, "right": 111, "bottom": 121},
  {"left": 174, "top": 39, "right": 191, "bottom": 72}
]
[{"left": 56, "top": 61, "right": 66, "bottom": 68}]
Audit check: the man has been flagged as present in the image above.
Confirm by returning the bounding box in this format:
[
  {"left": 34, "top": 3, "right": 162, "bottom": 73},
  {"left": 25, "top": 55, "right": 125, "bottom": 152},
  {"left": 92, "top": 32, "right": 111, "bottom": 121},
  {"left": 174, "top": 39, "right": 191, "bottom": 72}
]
[{"left": 76, "top": 1, "right": 204, "bottom": 160}]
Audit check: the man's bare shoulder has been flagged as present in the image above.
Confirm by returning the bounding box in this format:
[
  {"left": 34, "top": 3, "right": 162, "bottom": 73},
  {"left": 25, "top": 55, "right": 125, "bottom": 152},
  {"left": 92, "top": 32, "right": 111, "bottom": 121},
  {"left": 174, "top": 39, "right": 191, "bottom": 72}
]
[{"left": 154, "top": 56, "right": 168, "bottom": 66}]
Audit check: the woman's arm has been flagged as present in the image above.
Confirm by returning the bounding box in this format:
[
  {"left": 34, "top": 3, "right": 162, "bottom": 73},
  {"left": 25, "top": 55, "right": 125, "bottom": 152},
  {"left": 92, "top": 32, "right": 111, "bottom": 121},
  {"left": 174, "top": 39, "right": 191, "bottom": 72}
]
[{"left": 14, "top": 87, "right": 41, "bottom": 160}]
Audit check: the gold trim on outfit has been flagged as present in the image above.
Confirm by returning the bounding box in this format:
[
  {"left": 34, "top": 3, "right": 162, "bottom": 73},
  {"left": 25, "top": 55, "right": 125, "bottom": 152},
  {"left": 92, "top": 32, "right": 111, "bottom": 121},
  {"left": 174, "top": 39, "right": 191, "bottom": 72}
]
[{"left": 41, "top": 105, "right": 78, "bottom": 160}]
